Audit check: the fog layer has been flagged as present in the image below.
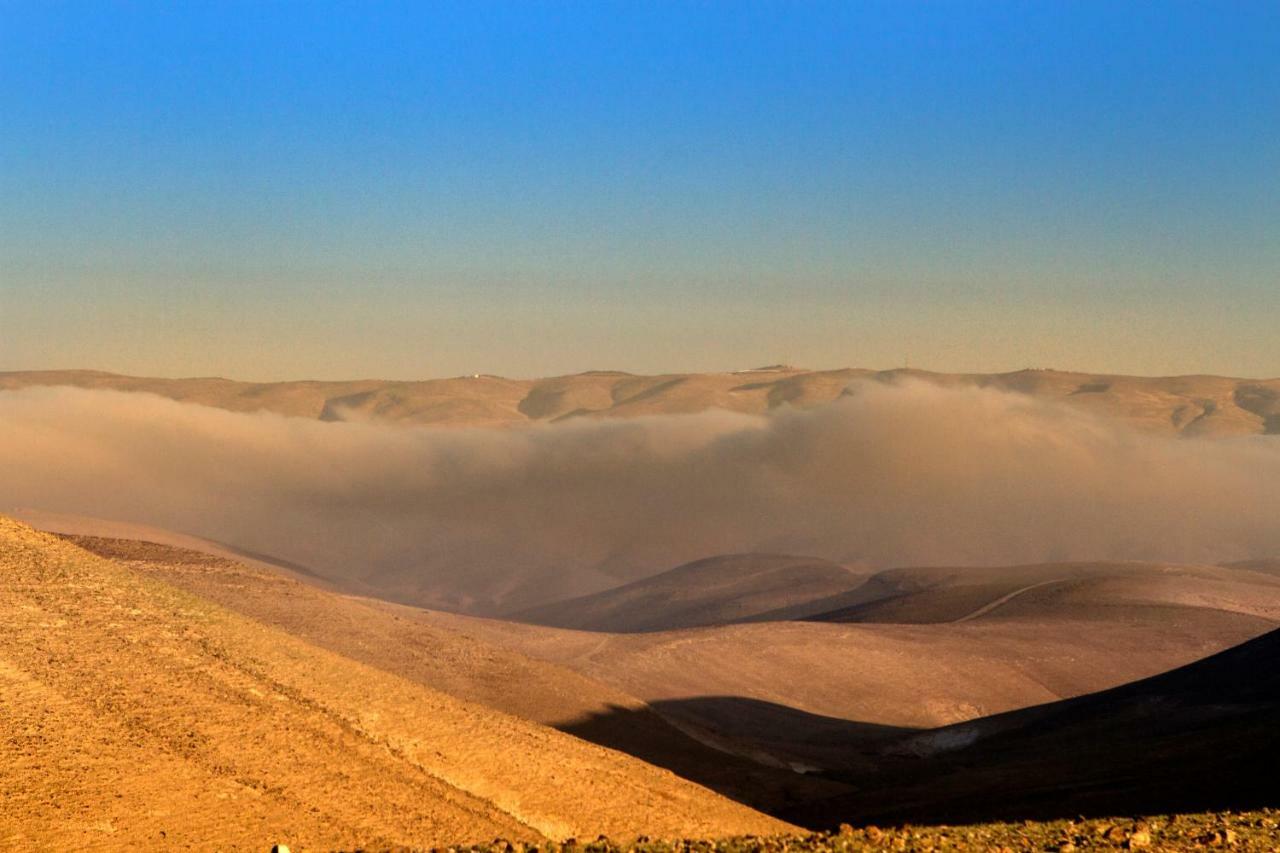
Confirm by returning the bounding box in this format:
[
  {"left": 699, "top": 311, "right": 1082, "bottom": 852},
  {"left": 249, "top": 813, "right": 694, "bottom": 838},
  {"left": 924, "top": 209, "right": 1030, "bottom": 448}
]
[{"left": 2, "top": 382, "right": 1278, "bottom": 612}]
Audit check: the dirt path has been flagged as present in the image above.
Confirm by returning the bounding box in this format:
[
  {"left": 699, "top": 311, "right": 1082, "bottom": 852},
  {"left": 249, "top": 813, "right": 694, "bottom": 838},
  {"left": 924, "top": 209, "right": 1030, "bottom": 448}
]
[{"left": 952, "top": 579, "right": 1066, "bottom": 623}]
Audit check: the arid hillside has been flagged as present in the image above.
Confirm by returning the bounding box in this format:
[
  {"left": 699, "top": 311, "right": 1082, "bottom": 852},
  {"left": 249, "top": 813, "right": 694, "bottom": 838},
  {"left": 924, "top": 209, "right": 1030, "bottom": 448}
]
[
  {"left": 787, "top": 626, "right": 1280, "bottom": 828},
  {"left": 747, "top": 561, "right": 1280, "bottom": 624},
  {"left": 4, "top": 366, "right": 1278, "bottom": 434},
  {"left": 57, "top": 530, "right": 843, "bottom": 815},
  {"left": 428, "top": 559, "right": 1280, "bottom": 773},
  {"left": 512, "top": 553, "right": 867, "bottom": 632},
  {"left": 44, "top": 517, "right": 1278, "bottom": 789},
  {"left": 11, "top": 513, "right": 1280, "bottom": 847},
  {"left": 0, "top": 517, "right": 793, "bottom": 849}
]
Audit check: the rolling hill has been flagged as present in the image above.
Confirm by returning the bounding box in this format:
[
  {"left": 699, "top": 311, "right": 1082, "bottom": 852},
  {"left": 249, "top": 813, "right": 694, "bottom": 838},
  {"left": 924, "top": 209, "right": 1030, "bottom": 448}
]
[
  {"left": 4, "top": 366, "right": 1278, "bottom": 434},
  {"left": 57, "top": 530, "right": 848, "bottom": 815},
  {"left": 510, "top": 553, "right": 866, "bottom": 632},
  {"left": 415, "top": 559, "right": 1280, "bottom": 774},
  {"left": 788, "top": 625, "right": 1280, "bottom": 828},
  {"left": 13, "top": 510, "right": 1280, "bottom": 839},
  {"left": 749, "top": 561, "right": 1280, "bottom": 625},
  {"left": 0, "top": 517, "right": 793, "bottom": 848},
  {"left": 39, "top": 518, "right": 1280, "bottom": 806}
]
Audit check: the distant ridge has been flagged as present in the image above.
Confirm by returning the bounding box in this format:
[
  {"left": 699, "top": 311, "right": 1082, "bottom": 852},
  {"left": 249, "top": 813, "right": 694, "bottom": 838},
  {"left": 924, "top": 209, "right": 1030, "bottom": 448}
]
[{"left": 3, "top": 367, "right": 1279, "bottom": 434}]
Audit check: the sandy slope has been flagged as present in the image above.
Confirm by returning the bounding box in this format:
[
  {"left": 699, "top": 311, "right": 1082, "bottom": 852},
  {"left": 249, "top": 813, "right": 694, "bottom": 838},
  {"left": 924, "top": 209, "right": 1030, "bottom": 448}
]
[
  {"left": 423, "top": 562, "right": 1280, "bottom": 772},
  {"left": 4, "top": 366, "right": 1278, "bottom": 434},
  {"left": 510, "top": 553, "right": 866, "bottom": 632},
  {"left": 6, "top": 507, "right": 337, "bottom": 587},
  {"left": 24, "top": 514, "right": 1280, "bottom": 783},
  {"left": 59, "top": 532, "right": 845, "bottom": 814},
  {"left": 0, "top": 518, "right": 793, "bottom": 848}
]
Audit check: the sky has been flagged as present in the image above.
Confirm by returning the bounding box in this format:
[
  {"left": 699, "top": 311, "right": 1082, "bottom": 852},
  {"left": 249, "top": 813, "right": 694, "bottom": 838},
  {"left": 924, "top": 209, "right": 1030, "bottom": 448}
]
[{"left": 2, "top": 1, "right": 1278, "bottom": 381}]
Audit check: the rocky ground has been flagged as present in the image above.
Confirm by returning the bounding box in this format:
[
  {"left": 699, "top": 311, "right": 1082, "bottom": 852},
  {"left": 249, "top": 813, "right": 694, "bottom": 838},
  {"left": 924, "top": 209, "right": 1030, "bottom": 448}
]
[{"left": 413, "top": 811, "right": 1280, "bottom": 853}]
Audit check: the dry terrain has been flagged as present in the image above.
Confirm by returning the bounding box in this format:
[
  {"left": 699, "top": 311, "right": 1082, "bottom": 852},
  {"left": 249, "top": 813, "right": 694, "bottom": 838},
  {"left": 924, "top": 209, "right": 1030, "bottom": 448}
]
[
  {"left": 365, "top": 811, "right": 1280, "bottom": 852},
  {"left": 421, "top": 561, "right": 1280, "bottom": 773},
  {"left": 0, "top": 518, "right": 792, "bottom": 849},
  {"left": 513, "top": 553, "right": 868, "bottom": 632},
  {"left": 59, "top": 531, "right": 845, "bottom": 815},
  {"left": 786, "top": 625, "right": 1280, "bottom": 829},
  {"left": 4, "top": 366, "right": 1278, "bottom": 434},
  {"left": 8, "top": 512, "right": 1280, "bottom": 849},
  {"left": 50, "top": 520, "right": 1280, "bottom": 787}
]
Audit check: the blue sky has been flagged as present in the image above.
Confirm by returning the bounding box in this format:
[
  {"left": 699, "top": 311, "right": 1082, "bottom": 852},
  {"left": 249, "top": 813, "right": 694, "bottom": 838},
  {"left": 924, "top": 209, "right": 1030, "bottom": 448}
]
[{"left": 2, "top": 1, "right": 1278, "bottom": 379}]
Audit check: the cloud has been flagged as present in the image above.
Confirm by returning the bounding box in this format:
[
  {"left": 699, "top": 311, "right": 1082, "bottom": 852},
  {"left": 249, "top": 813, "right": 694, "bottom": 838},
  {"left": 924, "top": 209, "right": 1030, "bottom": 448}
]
[{"left": 2, "top": 382, "right": 1278, "bottom": 613}]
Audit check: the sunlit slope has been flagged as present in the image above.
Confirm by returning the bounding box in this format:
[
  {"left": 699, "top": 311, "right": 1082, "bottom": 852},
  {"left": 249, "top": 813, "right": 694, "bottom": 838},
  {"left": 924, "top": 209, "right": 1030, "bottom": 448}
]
[
  {"left": 425, "top": 571, "right": 1279, "bottom": 773},
  {"left": 0, "top": 518, "right": 792, "bottom": 849},
  {"left": 4, "top": 367, "right": 1277, "bottom": 434},
  {"left": 59, "top": 532, "right": 842, "bottom": 814}
]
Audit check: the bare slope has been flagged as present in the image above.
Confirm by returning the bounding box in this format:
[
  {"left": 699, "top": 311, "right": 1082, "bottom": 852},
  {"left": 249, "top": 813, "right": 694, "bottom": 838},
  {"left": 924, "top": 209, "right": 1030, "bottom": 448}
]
[
  {"left": 55, "top": 525, "right": 1280, "bottom": 811},
  {"left": 422, "top": 561, "right": 1280, "bottom": 773},
  {"left": 8, "top": 507, "right": 336, "bottom": 586},
  {"left": 788, "top": 626, "right": 1280, "bottom": 827},
  {"left": 754, "top": 561, "right": 1280, "bottom": 625},
  {"left": 4, "top": 367, "right": 1278, "bottom": 434},
  {"left": 59, "top": 532, "right": 845, "bottom": 815},
  {"left": 0, "top": 518, "right": 792, "bottom": 848},
  {"left": 510, "top": 553, "right": 866, "bottom": 632}
]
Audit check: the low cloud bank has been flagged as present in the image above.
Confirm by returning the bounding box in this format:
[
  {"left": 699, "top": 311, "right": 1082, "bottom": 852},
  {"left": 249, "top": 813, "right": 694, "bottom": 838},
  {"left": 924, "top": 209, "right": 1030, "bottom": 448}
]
[{"left": 2, "top": 382, "right": 1278, "bottom": 613}]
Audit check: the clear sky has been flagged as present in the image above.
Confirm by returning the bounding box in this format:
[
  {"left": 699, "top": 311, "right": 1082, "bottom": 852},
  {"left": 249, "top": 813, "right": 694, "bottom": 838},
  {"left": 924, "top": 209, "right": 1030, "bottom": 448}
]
[{"left": 2, "top": 2, "right": 1278, "bottom": 380}]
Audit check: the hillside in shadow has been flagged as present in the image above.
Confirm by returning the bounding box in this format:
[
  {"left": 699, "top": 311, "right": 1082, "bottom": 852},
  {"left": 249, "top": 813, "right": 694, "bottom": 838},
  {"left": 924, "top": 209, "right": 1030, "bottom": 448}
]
[
  {"left": 558, "top": 629, "right": 1280, "bottom": 830},
  {"left": 789, "top": 626, "right": 1280, "bottom": 827}
]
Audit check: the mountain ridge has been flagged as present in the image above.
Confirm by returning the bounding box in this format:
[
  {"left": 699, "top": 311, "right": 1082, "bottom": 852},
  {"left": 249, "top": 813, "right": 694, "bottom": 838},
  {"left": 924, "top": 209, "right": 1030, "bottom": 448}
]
[{"left": 5, "top": 367, "right": 1279, "bottom": 435}]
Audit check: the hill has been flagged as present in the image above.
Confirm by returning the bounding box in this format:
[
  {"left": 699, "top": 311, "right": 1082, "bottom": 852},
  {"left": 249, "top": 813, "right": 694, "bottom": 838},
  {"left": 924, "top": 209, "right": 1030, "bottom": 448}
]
[
  {"left": 419, "top": 565, "right": 1280, "bottom": 774},
  {"left": 510, "top": 553, "right": 865, "bottom": 632},
  {"left": 3, "top": 366, "right": 1278, "bottom": 434},
  {"left": 788, "top": 625, "right": 1280, "bottom": 828},
  {"left": 58, "top": 530, "right": 849, "bottom": 815},
  {"left": 0, "top": 517, "right": 793, "bottom": 848},
  {"left": 47, "top": 522, "right": 1280, "bottom": 808},
  {"left": 751, "top": 561, "right": 1280, "bottom": 625}
]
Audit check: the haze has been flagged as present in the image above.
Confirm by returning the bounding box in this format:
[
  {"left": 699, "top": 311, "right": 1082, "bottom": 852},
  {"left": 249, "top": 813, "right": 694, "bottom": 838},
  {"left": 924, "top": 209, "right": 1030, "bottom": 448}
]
[{"left": 4, "top": 379, "right": 1278, "bottom": 613}]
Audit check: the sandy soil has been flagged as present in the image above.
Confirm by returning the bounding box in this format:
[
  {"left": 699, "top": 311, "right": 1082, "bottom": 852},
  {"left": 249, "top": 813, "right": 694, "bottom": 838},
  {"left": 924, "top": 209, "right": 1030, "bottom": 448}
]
[{"left": 0, "top": 518, "right": 793, "bottom": 849}]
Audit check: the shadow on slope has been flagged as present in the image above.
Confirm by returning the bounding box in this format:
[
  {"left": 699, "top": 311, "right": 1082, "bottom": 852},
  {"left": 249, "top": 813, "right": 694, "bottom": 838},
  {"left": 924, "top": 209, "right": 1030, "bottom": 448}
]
[
  {"left": 52, "top": 531, "right": 848, "bottom": 818},
  {"left": 786, "top": 627, "right": 1280, "bottom": 828},
  {"left": 563, "top": 697, "right": 916, "bottom": 769},
  {"left": 555, "top": 699, "right": 869, "bottom": 813}
]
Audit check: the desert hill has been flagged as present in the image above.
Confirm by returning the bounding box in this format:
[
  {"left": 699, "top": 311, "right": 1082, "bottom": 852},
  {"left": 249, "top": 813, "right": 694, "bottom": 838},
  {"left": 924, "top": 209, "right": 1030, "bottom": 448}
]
[
  {"left": 1224, "top": 558, "right": 1280, "bottom": 576},
  {"left": 789, "top": 625, "right": 1280, "bottom": 828},
  {"left": 23, "top": 512, "right": 1280, "bottom": 782},
  {"left": 748, "top": 561, "right": 1280, "bottom": 625},
  {"left": 0, "top": 517, "right": 793, "bottom": 848},
  {"left": 415, "top": 558, "right": 1280, "bottom": 774},
  {"left": 11, "top": 513, "right": 1280, "bottom": 838},
  {"left": 511, "top": 553, "right": 866, "bottom": 632},
  {"left": 34, "top": 518, "right": 1280, "bottom": 802},
  {"left": 58, "top": 531, "right": 844, "bottom": 814},
  {"left": 7, "top": 507, "right": 338, "bottom": 587},
  {"left": 4, "top": 366, "right": 1278, "bottom": 434}
]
